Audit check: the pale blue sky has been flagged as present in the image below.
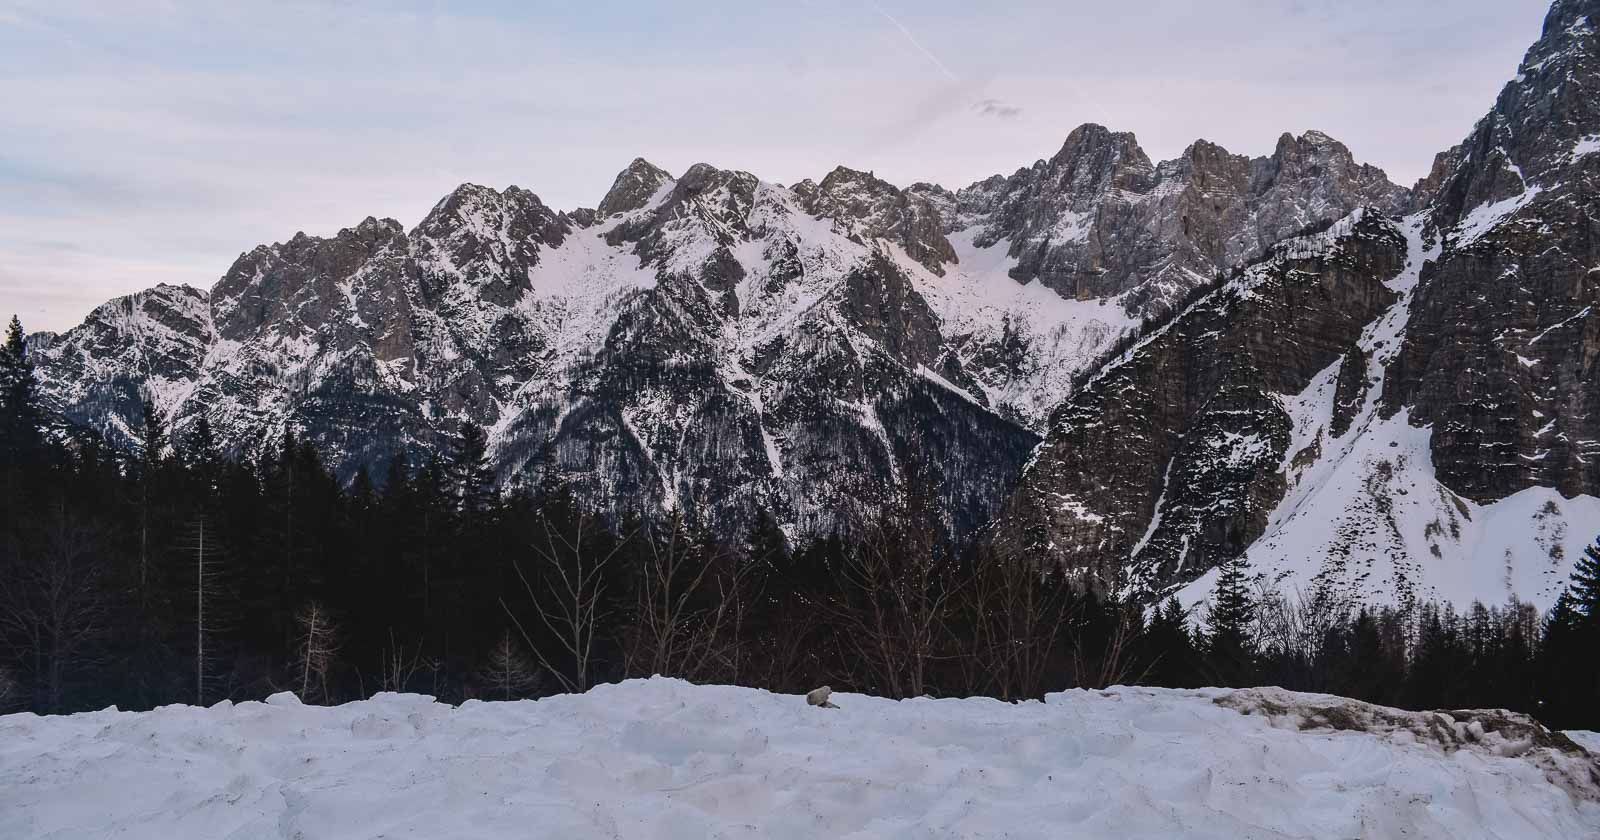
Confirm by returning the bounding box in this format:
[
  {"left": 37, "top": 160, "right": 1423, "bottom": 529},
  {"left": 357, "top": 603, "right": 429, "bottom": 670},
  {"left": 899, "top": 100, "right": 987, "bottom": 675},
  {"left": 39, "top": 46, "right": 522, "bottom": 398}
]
[{"left": 1, "top": 0, "right": 1551, "bottom": 331}]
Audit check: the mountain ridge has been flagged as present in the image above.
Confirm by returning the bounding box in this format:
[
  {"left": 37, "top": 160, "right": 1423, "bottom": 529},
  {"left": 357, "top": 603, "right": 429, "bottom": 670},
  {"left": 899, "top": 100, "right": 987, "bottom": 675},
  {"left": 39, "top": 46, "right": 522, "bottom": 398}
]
[{"left": 25, "top": 0, "right": 1599, "bottom": 612}]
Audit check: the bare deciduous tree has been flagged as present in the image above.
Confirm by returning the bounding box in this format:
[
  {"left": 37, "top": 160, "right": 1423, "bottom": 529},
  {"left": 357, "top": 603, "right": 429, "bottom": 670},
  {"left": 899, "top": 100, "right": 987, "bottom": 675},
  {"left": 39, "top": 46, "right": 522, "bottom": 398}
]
[
  {"left": 294, "top": 601, "right": 339, "bottom": 703},
  {"left": 830, "top": 506, "right": 969, "bottom": 700},
  {"left": 501, "top": 506, "right": 628, "bottom": 693},
  {"left": 1069, "top": 599, "right": 1147, "bottom": 690},
  {"left": 960, "top": 553, "right": 1072, "bottom": 700},
  {"left": 179, "top": 513, "right": 226, "bottom": 706},
  {"left": 376, "top": 629, "right": 435, "bottom": 694},
  {"left": 623, "top": 511, "right": 753, "bottom": 683},
  {"left": 1254, "top": 584, "right": 1349, "bottom": 690},
  {"left": 0, "top": 502, "right": 111, "bottom": 712}
]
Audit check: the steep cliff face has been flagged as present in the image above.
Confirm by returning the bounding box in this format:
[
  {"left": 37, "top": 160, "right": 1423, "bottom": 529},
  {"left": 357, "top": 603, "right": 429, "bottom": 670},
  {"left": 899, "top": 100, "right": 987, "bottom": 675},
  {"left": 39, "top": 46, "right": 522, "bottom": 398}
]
[
  {"left": 1384, "top": 0, "right": 1600, "bottom": 504},
  {"left": 992, "top": 212, "right": 1409, "bottom": 588},
  {"left": 994, "top": 0, "right": 1600, "bottom": 609}
]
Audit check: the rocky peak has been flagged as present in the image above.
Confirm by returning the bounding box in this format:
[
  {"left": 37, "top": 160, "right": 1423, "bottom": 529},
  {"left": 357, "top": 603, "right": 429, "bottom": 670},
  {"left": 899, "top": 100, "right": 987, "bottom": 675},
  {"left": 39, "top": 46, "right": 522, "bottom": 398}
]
[
  {"left": 210, "top": 217, "right": 407, "bottom": 340},
  {"left": 795, "top": 166, "right": 957, "bottom": 275},
  {"left": 1248, "top": 131, "right": 1413, "bottom": 250},
  {"left": 596, "top": 157, "right": 674, "bottom": 218},
  {"left": 1410, "top": 145, "right": 1466, "bottom": 209},
  {"left": 1042, "top": 123, "right": 1156, "bottom": 198},
  {"left": 604, "top": 164, "right": 760, "bottom": 289},
  {"left": 666, "top": 163, "right": 759, "bottom": 213},
  {"left": 411, "top": 183, "right": 570, "bottom": 307},
  {"left": 32, "top": 282, "right": 216, "bottom": 449},
  {"left": 1427, "top": 0, "right": 1599, "bottom": 230},
  {"left": 945, "top": 124, "right": 1408, "bottom": 309},
  {"left": 1381, "top": 0, "right": 1600, "bottom": 506}
]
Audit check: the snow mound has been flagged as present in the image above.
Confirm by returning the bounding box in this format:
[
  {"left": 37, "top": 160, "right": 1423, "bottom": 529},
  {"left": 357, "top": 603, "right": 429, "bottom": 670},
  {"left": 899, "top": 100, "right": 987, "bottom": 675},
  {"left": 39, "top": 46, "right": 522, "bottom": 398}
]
[
  {"left": 1215, "top": 687, "right": 1600, "bottom": 802},
  {"left": 2, "top": 678, "right": 1596, "bottom": 839}
]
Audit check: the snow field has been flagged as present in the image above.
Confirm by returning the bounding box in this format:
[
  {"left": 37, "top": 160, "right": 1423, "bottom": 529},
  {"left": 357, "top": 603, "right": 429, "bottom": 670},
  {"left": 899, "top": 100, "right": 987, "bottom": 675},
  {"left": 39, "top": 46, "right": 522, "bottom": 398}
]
[{"left": 3, "top": 678, "right": 1597, "bottom": 839}]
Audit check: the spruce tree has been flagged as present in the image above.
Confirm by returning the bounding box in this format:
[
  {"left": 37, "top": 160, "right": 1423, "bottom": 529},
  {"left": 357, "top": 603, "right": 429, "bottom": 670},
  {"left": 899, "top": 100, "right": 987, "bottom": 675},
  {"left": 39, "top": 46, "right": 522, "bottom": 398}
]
[
  {"left": 452, "top": 419, "right": 493, "bottom": 517},
  {"left": 1145, "top": 597, "right": 1199, "bottom": 688},
  {"left": 1539, "top": 537, "right": 1600, "bottom": 728},
  {"left": 1205, "top": 556, "right": 1257, "bottom": 687},
  {"left": 140, "top": 397, "right": 168, "bottom": 463},
  {"left": 1570, "top": 535, "right": 1600, "bottom": 621},
  {"left": 0, "top": 315, "right": 43, "bottom": 466}
]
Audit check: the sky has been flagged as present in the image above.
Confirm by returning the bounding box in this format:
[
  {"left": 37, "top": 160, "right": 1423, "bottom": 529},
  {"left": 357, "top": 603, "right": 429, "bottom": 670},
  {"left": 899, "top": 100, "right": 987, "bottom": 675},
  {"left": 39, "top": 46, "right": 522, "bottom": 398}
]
[{"left": 1, "top": 0, "right": 1553, "bottom": 333}]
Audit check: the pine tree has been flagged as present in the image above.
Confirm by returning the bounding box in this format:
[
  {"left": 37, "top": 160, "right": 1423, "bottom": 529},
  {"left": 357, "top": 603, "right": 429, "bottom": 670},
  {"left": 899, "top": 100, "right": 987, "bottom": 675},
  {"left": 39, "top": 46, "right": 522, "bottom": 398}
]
[
  {"left": 185, "top": 417, "right": 222, "bottom": 493},
  {"left": 1205, "top": 556, "right": 1257, "bottom": 687},
  {"left": 1569, "top": 535, "right": 1600, "bottom": 621},
  {"left": 452, "top": 419, "right": 494, "bottom": 517},
  {"left": 0, "top": 315, "right": 44, "bottom": 470},
  {"left": 1536, "top": 592, "right": 1587, "bottom": 727},
  {"left": 1539, "top": 537, "right": 1600, "bottom": 728},
  {"left": 140, "top": 397, "right": 168, "bottom": 463},
  {"left": 1144, "top": 597, "right": 1200, "bottom": 688}
]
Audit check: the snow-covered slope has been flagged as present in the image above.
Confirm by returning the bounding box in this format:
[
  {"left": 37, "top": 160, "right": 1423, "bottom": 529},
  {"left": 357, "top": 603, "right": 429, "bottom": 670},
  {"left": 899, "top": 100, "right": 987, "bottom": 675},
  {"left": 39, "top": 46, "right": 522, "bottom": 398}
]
[{"left": 2, "top": 678, "right": 1596, "bottom": 839}]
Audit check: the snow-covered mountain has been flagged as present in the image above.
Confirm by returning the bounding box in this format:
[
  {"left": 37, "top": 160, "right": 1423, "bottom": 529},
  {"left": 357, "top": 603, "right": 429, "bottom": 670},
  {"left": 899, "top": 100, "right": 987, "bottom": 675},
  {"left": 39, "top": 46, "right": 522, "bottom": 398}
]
[
  {"left": 28, "top": 0, "right": 1600, "bottom": 610},
  {"left": 28, "top": 122, "right": 1404, "bottom": 544},
  {"left": 994, "top": 0, "right": 1600, "bottom": 610}
]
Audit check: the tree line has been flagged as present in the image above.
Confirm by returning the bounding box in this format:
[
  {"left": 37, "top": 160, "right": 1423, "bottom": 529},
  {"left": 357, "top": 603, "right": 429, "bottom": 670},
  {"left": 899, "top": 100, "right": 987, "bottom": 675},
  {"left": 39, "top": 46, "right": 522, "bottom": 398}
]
[{"left": 2, "top": 315, "right": 1598, "bottom": 730}]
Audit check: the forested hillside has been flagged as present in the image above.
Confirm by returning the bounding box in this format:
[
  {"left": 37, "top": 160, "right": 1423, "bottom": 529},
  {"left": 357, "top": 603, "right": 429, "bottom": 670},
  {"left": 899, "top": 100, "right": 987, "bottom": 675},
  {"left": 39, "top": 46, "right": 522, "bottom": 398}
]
[{"left": 5, "top": 315, "right": 1598, "bottom": 728}]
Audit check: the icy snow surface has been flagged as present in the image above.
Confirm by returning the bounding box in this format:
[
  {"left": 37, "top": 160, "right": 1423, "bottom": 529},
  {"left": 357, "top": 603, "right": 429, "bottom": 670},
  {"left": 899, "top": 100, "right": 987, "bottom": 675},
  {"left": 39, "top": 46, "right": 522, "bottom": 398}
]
[{"left": 3, "top": 678, "right": 1597, "bottom": 839}]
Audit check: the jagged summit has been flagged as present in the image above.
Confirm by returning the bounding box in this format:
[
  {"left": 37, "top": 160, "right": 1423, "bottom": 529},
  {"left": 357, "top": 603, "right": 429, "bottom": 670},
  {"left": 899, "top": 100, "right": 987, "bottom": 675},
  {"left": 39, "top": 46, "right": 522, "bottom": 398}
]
[
  {"left": 597, "top": 157, "right": 674, "bottom": 217},
  {"left": 1425, "top": 0, "right": 1598, "bottom": 231}
]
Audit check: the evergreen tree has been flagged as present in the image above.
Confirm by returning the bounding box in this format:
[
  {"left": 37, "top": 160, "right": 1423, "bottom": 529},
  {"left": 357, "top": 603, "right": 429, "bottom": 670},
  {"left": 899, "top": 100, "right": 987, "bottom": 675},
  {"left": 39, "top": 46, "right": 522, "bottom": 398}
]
[
  {"left": 451, "top": 419, "right": 494, "bottom": 517},
  {"left": 1204, "top": 556, "right": 1257, "bottom": 687},
  {"left": 1569, "top": 534, "right": 1600, "bottom": 621},
  {"left": 1538, "top": 538, "right": 1600, "bottom": 728},
  {"left": 0, "top": 316, "right": 43, "bottom": 455},
  {"left": 1144, "top": 597, "right": 1199, "bottom": 688},
  {"left": 140, "top": 397, "right": 168, "bottom": 463},
  {"left": 185, "top": 417, "right": 222, "bottom": 493}
]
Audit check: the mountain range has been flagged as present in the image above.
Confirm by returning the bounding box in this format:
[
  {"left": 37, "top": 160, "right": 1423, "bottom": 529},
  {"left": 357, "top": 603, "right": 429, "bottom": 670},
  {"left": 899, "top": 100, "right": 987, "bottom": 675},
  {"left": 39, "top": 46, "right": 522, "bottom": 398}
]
[{"left": 25, "top": 0, "right": 1600, "bottom": 610}]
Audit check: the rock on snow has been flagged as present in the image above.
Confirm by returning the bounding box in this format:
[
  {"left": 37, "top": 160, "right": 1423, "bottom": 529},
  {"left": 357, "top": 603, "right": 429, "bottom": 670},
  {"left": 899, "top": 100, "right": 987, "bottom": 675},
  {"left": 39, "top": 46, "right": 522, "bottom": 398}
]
[{"left": 2, "top": 678, "right": 1596, "bottom": 838}]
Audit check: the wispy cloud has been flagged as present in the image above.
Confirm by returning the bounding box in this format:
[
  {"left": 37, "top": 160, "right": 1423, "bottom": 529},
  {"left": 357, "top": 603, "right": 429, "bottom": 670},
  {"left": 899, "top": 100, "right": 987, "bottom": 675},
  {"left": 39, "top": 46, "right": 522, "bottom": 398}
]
[
  {"left": 869, "top": 1, "right": 960, "bottom": 82},
  {"left": 973, "top": 98, "right": 1022, "bottom": 119}
]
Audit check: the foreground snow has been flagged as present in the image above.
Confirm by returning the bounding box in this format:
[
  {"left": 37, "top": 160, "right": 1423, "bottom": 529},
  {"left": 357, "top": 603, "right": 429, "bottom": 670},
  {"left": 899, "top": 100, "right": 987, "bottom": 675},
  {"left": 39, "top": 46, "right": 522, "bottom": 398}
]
[{"left": 2, "top": 679, "right": 1597, "bottom": 839}]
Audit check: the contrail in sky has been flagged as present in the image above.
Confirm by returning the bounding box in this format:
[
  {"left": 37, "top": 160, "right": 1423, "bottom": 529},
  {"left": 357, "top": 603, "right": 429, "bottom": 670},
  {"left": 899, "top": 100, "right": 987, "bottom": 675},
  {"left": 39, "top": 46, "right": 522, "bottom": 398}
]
[{"left": 869, "top": 1, "right": 960, "bottom": 82}]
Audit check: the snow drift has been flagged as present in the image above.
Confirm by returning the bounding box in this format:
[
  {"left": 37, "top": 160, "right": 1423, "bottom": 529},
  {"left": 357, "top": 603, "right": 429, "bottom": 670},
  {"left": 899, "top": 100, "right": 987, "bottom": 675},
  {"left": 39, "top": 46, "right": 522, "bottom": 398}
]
[{"left": 3, "top": 678, "right": 1597, "bottom": 839}]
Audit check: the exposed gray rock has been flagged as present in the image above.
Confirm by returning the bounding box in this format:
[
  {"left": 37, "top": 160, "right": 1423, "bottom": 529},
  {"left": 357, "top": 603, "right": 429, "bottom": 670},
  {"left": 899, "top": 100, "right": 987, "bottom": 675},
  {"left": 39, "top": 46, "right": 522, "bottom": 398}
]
[
  {"left": 794, "top": 167, "right": 957, "bottom": 274},
  {"left": 947, "top": 124, "right": 1412, "bottom": 314},
  {"left": 991, "top": 213, "right": 1408, "bottom": 590}
]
